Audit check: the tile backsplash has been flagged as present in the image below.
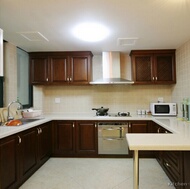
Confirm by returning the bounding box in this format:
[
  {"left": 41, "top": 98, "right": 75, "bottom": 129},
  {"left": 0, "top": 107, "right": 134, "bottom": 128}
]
[
  {"left": 171, "top": 39, "right": 190, "bottom": 117},
  {"left": 34, "top": 84, "right": 172, "bottom": 115}
]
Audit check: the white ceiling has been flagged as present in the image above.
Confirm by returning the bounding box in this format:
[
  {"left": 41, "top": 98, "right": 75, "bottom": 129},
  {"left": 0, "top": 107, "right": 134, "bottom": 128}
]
[{"left": 1, "top": 0, "right": 190, "bottom": 55}]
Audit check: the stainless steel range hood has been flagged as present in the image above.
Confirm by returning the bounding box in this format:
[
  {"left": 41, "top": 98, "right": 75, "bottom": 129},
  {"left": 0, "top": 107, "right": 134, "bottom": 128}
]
[{"left": 90, "top": 52, "right": 134, "bottom": 84}]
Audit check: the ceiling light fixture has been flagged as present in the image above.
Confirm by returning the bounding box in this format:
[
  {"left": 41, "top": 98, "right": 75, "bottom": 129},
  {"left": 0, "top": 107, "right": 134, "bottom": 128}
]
[{"left": 72, "top": 22, "right": 109, "bottom": 42}]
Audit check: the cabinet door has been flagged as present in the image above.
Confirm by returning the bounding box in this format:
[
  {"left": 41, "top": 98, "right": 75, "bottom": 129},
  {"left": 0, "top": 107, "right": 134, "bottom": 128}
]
[
  {"left": 162, "top": 151, "right": 183, "bottom": 189},
  {"left": 184, "top": 151, "right": 190, "bottom": 189},
  {"left": 20, "top": 128, "right": 38, "bottom": 182},
  {"left": 50, "top": 56, "right": 69, "bottom": 83},
  {"left": 30, "top": 56, "right": 49, "bottom": 84},
  {"left": 76, "top": 121, "right": 98, "bottom": 155},
  {"left": 0, "top": 135, "right": 20, "bottom": 189},
  {"left": 37, "top": 122, "right": 52, "bottom": 165},
  {"left": 154, "top": 53, "right": 176, "bottom": 84},
  {"left": 131, "top": 53, "right": 154, "bottom": 84},
  {"left": 129, "top": 121, "right": 148, "bottom": 133},
  {"left": 131, "top": 50, "right": 176, "bottom": 84},
  {"left": 53, "top": 121, "right": 75, "bottom": 155},
  {"left": 69, "top": 53, "right": 92, "bottom": 84}
]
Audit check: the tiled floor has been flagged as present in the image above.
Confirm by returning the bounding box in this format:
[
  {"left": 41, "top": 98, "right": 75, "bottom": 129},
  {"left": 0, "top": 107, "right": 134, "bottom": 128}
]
[{"left": 19, "top": 158, "right": 175, "bottom": 189}]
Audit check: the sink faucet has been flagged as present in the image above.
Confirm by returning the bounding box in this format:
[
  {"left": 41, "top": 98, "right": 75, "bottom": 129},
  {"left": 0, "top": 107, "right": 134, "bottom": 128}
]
[{"left": 7, "top": 100, "right": 23, "bottom": 121}]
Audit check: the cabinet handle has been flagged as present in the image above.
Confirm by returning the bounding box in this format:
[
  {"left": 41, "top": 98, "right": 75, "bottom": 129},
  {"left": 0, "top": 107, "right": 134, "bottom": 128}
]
[
  {"left": 37, "top": 128, "right": 39, "bottom": 134},
  {"left": 70, "top": 78, "right": 72, "bottom": 81},
  {"left": 18, "top": 136, "right": 21, "bottom": 144},
  {"left": 39, "top": 128, "right": 42, "bottom": 134},
  {"left": 165, "top": 162, "right": 171, "bottom": 168},
  {"left": 128, "top": 123, "right": 131, "bottom": 128},
  {"left": 153, "top": 77, "right": 154, "bottom": 81},
  {"left": 73, "top": 123, "right": 75, "bottom": 128},
  {"left": 157, "top": 128, "right": 161, "bottom": 133},
  {"left": 46, "top": 78, "right": 48, "bottom": 81},
  {"left": 67, "top": 78, "right": 69, "bottom": 81},
  {"left": 95, "top": 123, "right": 97, "bottom": 128},
  {"left": 155, "top": 76, "right": 157, "bottom": 81}
]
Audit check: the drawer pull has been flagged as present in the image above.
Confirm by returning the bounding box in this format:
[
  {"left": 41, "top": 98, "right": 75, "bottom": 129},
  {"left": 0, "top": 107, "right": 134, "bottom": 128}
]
[
  {"left": 165, "top": 162, "right": 171, "bottom": 168},
  {"left": 18, "top": 136, "right": 22, "bottom": 144}
]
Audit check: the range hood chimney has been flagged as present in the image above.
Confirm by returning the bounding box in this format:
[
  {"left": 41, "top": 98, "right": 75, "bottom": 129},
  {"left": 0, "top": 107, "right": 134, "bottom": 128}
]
[{"left": 90, "top": 52, "right": 134, "bottom": 84}]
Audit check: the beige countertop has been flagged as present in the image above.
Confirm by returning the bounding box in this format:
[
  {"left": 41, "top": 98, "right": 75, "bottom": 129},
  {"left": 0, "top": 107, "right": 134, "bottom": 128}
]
[
  {"left": 126, "top": 117, "right": 190, "bottom": 151},
  {"left": 1, "top": 113, "right": 190, "bottom": 153}
]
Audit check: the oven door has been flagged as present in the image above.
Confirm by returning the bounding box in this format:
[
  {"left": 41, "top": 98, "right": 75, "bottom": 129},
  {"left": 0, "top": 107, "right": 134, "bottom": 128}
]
[{"left": 98, "top": 124, "right": 128, "bottom": 154}]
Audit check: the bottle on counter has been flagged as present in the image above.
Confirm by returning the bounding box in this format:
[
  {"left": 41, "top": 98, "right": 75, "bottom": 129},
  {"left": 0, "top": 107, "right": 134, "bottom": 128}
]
[
  {"left": 186, "top": 98, "right": 190, "bottom": 121},
  {"left": 182, "top": 98, "right": 187, "bottom": 120}
]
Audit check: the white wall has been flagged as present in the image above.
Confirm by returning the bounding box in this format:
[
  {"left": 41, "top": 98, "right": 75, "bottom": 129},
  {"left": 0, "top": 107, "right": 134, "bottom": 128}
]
[{"left": 0, "top": 28, "right": 3, "bottom": 76}]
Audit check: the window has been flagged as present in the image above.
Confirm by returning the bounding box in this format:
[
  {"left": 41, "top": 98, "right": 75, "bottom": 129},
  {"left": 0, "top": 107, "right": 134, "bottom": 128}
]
[{"left": 17, "top": 48, "right": 32, "bottom": 108}]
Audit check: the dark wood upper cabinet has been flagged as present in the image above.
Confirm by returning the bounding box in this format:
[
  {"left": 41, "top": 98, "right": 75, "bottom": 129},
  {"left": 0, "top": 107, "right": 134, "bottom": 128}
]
[
  {"left": 30, "top": 56, "right": 49, "bottom": 84},
  {"left": 29, "top": 51, "right": 93, "bottom": 85},
  {"left": 130, "top": 50, "right": 176, "bottom": 84}
]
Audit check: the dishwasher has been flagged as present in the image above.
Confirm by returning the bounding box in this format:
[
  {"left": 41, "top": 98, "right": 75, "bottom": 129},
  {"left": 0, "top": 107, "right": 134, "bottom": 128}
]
[{"left": 98, "top": 122, "right": 129, "bottom": 154}]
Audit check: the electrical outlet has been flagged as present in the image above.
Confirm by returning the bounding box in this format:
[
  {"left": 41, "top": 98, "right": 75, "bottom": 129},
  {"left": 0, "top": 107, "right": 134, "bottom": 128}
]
[
  {"left": 55, "top": 98, "right": 61, "bottom": 103},
  {"left": 158, "top": 97, "right": 164, "bottom": 103}
]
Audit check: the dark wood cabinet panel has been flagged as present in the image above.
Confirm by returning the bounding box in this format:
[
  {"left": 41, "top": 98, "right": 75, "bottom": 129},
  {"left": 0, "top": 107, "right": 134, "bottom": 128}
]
[
  {"left": 53, "top": 121, "right": 75, "bottom": 155},
  {"left": 52, "top": 120, "right": 98, "bottom": 156},
  {"left": 0, "top": 135, "right": 20, "bottom": 189},
  {"left": 0, "top": 122, "right": 52, "bottom": 189},
  {"left": 20, "top": 128, "right": 38, "bottom": 182},
  {"left": 30, "top": 56, "right": 49, "bottom": 84},
  {"left": 184, "top": 151, "right": 190, "bottom": 189},
  {"left": 37, "top": 122, "right": 52, "bottom": 165},
  {"left": 30, "top": 51, "right": 93, "bottom": 85},
  {"left": 162, "top": 151, "right": 184, "bottom": 189},
  {"left": 76, "top": 121, "right": 98, "bottom": 155},
  {"left": 148, "top": 121, "right": 171, "bottom": 133},
  {"left": 129, "top": 121, "right": 148, "bottom": 133},
  {"left": 132, "top": 54, "right": 153, "bottom": 83},
  {"left": 70, "top": 54, "right": 92, "bottom": 84},
  {"left": 50, "top": 56, "right": 68, "bottom": 83},
  {"left": 130, "top": 50, "right": 176, "bottom": 84}
]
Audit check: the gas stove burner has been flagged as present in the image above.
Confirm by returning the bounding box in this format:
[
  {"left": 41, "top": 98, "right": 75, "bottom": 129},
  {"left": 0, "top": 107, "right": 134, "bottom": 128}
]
[
  {"left": 96, "top": 112, "right": 108, "bottom": 116},
  {"left": 117, "top": 112, "right": 131, "bottom": 117}
]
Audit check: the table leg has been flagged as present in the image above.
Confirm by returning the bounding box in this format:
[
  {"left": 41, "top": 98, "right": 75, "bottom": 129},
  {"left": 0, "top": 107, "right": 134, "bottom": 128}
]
[{"left": 133, "top": 150, "right": 139, "bottom": 189}]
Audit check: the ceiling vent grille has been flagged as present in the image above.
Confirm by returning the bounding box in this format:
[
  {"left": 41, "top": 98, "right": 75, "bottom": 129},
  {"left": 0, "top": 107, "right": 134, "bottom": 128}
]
[
  {"left": 18, "top": 31, "right": 49, "bottom": 41},
  {"left": 117, "top": 38, "right": 138, "bottom": 46}
]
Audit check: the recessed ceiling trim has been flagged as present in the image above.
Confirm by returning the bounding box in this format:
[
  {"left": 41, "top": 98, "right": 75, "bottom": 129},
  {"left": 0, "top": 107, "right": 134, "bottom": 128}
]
[
  {"left": 117, "top": 38, "right": 139, "bottom": 46},
  {"left": 18, "top": 31, "right": 49, "bottom": 42}
]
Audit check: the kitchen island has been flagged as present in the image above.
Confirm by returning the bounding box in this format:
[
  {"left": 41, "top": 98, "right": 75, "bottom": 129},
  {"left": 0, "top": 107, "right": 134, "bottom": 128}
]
[{"left": 126, "top": 118, "right": 190, "bottom": 189}]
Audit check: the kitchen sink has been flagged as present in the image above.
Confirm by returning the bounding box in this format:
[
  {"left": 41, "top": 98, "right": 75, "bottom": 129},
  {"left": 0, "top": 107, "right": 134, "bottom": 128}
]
[
  {"left": 19, "top": 118, "right": 44, "bottom": 124},
  {"left": 1, "top": 118, "right": 44, "bottom": 126}
]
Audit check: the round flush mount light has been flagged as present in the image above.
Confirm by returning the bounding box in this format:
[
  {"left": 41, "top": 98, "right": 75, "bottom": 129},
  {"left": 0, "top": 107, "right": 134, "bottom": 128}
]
[{"left": 72, "top": 22, "right": 109, "bottom": 42}]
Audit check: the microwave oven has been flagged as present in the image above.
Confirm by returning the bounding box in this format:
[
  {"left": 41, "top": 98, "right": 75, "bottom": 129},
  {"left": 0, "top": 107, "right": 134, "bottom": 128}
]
[{"left": 150, "top": 103, "right": 177, "bottom": 116}]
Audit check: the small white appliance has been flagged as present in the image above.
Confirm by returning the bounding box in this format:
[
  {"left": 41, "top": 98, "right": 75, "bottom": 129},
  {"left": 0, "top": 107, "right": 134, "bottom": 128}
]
[{"left": 150, "top": 103, "right": 177, "bottom": 116}]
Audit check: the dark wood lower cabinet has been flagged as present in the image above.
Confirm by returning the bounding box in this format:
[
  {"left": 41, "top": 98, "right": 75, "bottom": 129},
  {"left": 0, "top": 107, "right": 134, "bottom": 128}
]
[
  {"left": 76, "top": 121, "right": 98, "bottom": 155},
  {"left": 0, "top": 122, "right": 52, "bottom": 189},
  {"left": 37, "top": 122, "right": 52, "bottom": 165},
  {"left": 20, "top": 128, "right": 38, "bottom": 183},
  {"left": 162, "top": 151, "right": 184, "bottom": 189},
  {"left": 52, "top": 120, "right": 98, "bottom": 157},
  {"left": 1, "top": 119, "right": 190, "bottom": 189},
  {"left": 0, "top": 135, "right": 20, "bottom": 189},
  {"left": 52, "top": 121, "right": 75, "bottom": 155},
  {"left": 183, "top": 152, "right": 190, "bottom": 189}
]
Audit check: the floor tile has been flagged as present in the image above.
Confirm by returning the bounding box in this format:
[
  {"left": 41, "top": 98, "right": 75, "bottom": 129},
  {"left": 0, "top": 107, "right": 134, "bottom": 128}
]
[{"left": 19, "top": 158, "right": 175, "bottom": 189}]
